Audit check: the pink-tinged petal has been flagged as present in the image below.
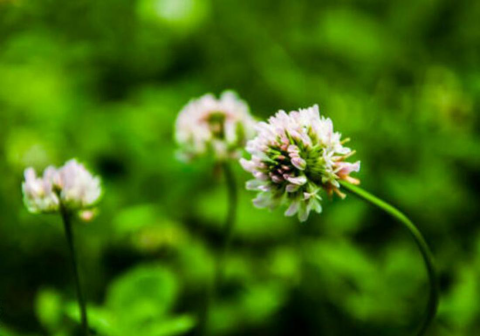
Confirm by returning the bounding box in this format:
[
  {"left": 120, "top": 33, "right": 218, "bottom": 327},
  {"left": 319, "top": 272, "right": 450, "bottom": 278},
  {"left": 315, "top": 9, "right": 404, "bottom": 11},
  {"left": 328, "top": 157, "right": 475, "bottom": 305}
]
[
  {"left": 291, "top": 157, "right": 306, "bottom": 170},
  {"left": 285, "top": 201, "right": 299, "bottom": 217},
  {"left": 271, "top": 174, "right": 284, "bottom": 184},
  {"left": 286, "top": 184, "right": 300, "bottom": 193},
  {"left": 253, "top": 193, "right": 272, "bottom": 208},
  {"left": 24, "top": 168, "right": 36, "bottom": 182},
  {"left": 43, "top": 166, "right": 57, "bottom": 179},
  {"left": 258, "top": 184, "right": 271, "bottom": 192},
  {"left": 287, "top": 145, "right": 299, "bottom": 154},
  {"left": 240, "top": 158, "right": 255, "bottom": 173},
  {"left": 44, "top": 166, "right": 60, "bottom": 188},
  {"left": 79, "top": 210, "right": 96, "bottom": 222},
  {"left": 287, "top": 175, "right": 307, "bottom": 185},
  {"left": 246, "top": 180, "right": 265, "bottom": 191},
  {"left": 289, "top": 130, "right": 302, "bottom": 140},
  {"left": 253, "top": 171, "right": 269, "bottom": 181},
  {"left": 337, "top": 161, "right": 361, "bottom": 176},
  {"left": 22, "top": 181, "right": 35, "bottom": 196}
]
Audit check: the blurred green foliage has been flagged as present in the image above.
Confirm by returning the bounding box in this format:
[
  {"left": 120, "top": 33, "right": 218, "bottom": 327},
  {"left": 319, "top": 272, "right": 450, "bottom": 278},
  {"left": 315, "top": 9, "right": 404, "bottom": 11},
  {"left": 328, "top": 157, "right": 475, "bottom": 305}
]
[{"left": 0, "top": 0, "right": 479, "bottom": 335}]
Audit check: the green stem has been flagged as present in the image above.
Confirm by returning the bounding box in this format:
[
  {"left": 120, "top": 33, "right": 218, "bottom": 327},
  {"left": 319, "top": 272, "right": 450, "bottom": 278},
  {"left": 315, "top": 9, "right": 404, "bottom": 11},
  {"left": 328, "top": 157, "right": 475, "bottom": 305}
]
[
  {"left": 216, "top": 162, "right": 238, "bottom": 281},
  {"left": 198, "top": 163, "right": 238, "bottom": 336},
  {"left": 340, "top": 181, "right": 439, "bottom": 336},
  {"left": 59, "top": 206, "right": 90, "bottom": 336}
]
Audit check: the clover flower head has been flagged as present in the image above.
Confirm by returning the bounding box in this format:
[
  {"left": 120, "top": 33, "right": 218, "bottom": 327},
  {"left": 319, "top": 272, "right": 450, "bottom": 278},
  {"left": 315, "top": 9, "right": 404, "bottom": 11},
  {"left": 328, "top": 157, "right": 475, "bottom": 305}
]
[
  {"left": 55, "top": 159, "right": 102, "bottom": 210},
  {"left": 22, "top": 159, "right": 101, "bottom": 219},
  {"left": 22, "top": 167, "right": 60, "bottom": 214},
  {"left": 175, "top": 91, "right": 256, "bottom": 161},
  {"left": 240, "top": 105, "right": 360, "bottom": 222}
]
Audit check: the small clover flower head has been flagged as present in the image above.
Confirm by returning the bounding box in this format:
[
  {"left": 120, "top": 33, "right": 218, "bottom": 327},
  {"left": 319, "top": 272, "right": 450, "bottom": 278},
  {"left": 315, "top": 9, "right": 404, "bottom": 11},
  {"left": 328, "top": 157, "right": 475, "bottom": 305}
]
[
  {"left": 22, "top": 167, "right": 60, "bottom": 214},
  {"left": 241, "top": 105, "right": 360, "bottom": 222},
  {"left": 22, "top": 159, "right": 101, "bottom": 219},
  {"left": 55, "top": 159, "right": 102, "bottom": 211},
  {"left": 175, "top": 91, "right": 256, "bottom": 161}
]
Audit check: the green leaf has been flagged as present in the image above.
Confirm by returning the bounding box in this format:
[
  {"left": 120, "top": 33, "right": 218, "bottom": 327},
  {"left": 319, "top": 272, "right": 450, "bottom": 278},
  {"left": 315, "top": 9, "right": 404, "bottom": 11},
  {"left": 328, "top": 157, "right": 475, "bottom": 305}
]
[
  {"left": 106, "top": 265, "right": 179, "bottom": 327},
  {"left": 140, "top": 315, "right": 196, "bottom": 336},
  {"left": 35, "top": 288, "right": 63, "bottom": 331},
  {"left": 65, "top": 303, "right": 117, "bottom": 336}
]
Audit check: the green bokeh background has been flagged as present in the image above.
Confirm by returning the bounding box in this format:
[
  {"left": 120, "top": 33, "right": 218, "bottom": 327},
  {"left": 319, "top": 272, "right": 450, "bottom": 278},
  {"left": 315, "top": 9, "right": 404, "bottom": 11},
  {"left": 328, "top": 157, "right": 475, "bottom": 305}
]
[{"left": 0, "top": 0, "right": 479, "bottom": 335}]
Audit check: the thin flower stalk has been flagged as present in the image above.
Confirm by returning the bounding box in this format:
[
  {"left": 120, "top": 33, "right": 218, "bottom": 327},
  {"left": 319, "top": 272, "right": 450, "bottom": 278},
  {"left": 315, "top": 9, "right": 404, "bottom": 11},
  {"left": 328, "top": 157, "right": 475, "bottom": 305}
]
[
  {"left": 340, "top": 181, "right": 438, "bottom": 336},
  {"left": 197, "top": 163, "right": 238, "bottom": 336},
  {"left": 175, "top": 92, "right": 250, "bottom": 335},
  {"left": 22, "top": 159, "right": 101, "bottom": 336}
]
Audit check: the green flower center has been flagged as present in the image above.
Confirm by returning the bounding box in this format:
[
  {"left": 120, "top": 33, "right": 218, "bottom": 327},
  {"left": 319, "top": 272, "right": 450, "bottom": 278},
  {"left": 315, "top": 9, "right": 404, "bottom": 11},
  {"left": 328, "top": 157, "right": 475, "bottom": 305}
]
[{"left": 206, "top": 112, "right": 227, "bottom": 139}]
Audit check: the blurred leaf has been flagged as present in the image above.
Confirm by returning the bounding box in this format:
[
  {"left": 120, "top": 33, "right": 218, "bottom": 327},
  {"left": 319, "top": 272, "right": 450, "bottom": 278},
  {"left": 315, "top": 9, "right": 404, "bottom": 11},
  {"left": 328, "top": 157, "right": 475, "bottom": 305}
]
[
  {"left": 137, "top": 0, "right": 209, "bottom": 32},
  {"left": 440, "top": 265, "right": 479, "bottom": 332},
  {"left": 210, "top": 281, "right": 289, "bottom": 335},
  {"left": 138, "top": 315, "right": 196, "bottom": 336},
  {"left": 65, "top": 304, "right": 116, "bottom": 336},
  {"left": 35, "top": 288, "right": 63, "bottom": 331},
  {"left": 315, "top": 8, "right": 398, "bottom": 64},
  {"left": 106, "top": 265, "right": 178, "bottom": 326}
]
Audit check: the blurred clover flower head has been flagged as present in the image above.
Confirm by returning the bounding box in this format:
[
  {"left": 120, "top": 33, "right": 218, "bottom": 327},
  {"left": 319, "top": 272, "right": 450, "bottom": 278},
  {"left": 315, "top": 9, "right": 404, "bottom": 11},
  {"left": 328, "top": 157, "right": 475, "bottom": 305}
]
[
  {"left": 175, "top": 91, "right": 256, "bottom": 162},
  {"left": 241, "top": 105, "right": 360, "bottom": 222},
  {"left": 22, "top": 159, "right": 101, "bottom": 220}
]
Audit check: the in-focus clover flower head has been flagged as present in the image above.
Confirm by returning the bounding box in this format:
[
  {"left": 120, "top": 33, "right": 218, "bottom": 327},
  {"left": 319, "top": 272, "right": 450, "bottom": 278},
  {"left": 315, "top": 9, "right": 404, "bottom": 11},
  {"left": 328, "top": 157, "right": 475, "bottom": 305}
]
[
  {"left": 175, "top": 91, "right": 256, "bottom": 162},
  {"left": 241, "top": 105, "right": 360, "bottom": 222},
  {"left": 22, "top": 159, "right": 102, "bottom": 220}
]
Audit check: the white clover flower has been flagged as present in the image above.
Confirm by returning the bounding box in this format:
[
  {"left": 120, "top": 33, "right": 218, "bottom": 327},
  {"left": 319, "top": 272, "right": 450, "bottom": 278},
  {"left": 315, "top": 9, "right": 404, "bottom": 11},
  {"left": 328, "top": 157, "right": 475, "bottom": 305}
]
[
  {"left": 22, "top": 167, "right": 60, "bottom": 214},
  {"left": 22, "top": 159, "right": 101, "bottom": 219},
  {"left": 241, "top": 105, "right": 360, "bottom": 222},
  {"left": 55, "top": 159, "right": 102, "bottom": 211},
  {"left": 175, "top": 91, "right": 256, "bottom": 161}
]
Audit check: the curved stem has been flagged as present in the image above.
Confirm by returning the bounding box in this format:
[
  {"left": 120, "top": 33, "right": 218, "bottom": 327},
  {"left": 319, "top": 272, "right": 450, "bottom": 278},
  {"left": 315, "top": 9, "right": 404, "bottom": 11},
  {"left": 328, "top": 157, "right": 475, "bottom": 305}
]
[
  {"left": 198, "top": 162, "right": 238, "bottom": 336},
  {"left": 340, "top": 181, "right": 439, "bottom": 336},
  {"left": 59, "top": 206, "right": 90, "bottom": 336}
]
